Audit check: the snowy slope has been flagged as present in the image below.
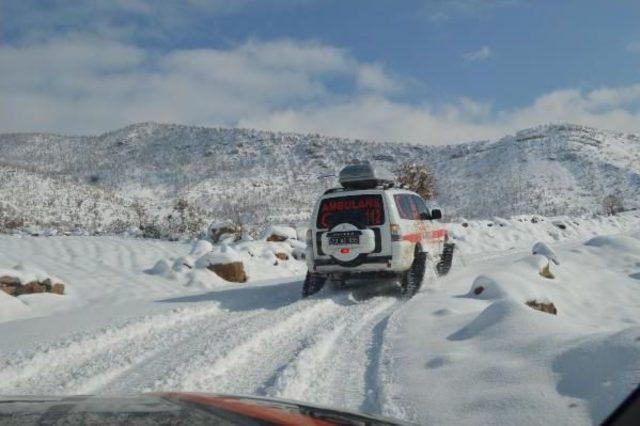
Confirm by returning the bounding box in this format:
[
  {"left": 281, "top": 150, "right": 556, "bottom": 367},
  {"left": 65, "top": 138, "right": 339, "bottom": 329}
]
[
  {"left": 1, "top": 123, "right": 639, "bottom": 235},
  {"left": 0, "top": 213, "right": 639, "bottom": 424},
  {"left": 384, "top": 233, "right": 640, "bottom": 424}
]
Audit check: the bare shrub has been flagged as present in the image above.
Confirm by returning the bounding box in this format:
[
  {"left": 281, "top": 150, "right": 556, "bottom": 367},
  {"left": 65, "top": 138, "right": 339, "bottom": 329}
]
[
  {"left": 163, "top": 198, "right": 208, "bottom": 238},
  {"left": 130, "top": 198, "right": 149, "bottom": 230},
  {"left": 395, "top": 162, "right": 438, "bottom": 200},
  {"left": 106, "top": 219, "right": 133, "bottom": 234},
  {"left": 0, "top": 202, "right": 24, "bottom": 232},
  {"left": 602, "top": 194, "right": 624, "bottom": 216}
]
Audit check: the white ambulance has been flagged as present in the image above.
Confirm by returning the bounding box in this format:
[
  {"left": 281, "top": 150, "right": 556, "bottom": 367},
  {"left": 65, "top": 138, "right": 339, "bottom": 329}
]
[{"left": 304, "top": 162, "right": 454, "bottom": 298}]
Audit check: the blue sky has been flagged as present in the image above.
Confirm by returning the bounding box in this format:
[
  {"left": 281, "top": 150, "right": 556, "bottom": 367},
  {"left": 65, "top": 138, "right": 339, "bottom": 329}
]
[{"left": 1, "top": 0, "right": 640, "bottom": 144}]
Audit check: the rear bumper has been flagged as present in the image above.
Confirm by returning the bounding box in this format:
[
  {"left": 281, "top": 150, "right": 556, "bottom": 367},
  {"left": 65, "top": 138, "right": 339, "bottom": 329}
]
[
  {"left": 313, "top": 256, "right": 393, "bottom": 274},
  {"left": 307, "top": 240, "right": 415, "bottom": 274}
]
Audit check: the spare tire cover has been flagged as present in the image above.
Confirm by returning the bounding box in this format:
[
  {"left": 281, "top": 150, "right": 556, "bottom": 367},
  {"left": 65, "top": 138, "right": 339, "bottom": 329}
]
[{"left": 324, "top": 222, "right": 365, "bottom": 263}]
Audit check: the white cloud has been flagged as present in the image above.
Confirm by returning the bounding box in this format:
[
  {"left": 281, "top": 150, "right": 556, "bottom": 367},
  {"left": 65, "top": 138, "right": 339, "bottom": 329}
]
[
  {"left": 0, "top": 37, "right": 399, "bottom": 135},
  {"left": 462, "top": 45, "right": 492, "bottom": 62},
  {"left": 355, "top": 64, "right": 402, "bottom": 94},
  {"left": 241, "top": 86, "right": 640, "bottom": 144},
  {"left": 1, "top": 36, "right": 639, "bottom": 144}
]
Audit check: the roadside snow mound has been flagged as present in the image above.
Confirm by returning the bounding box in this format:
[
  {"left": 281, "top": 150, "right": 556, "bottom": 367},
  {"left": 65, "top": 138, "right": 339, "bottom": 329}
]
[
  {"left": 0, "top": 264, "right": 69, "bottom": 322},
  {"left": 0, "top": 264, "right": 63, "bottom": 287},
  {"left": 391, "top": 231, "right": 640, "bottom": 425},
  {"left": 448, "top": 298, "right": 561, "bottom": 341},
  {"left": 531, "top": 241, "right": 559, "bottom": 265},
  {"left": 195, "top": 246, "right": 242, "bottom": 268},
  {"left": 584, "top": 234, "right": 640, "bottom": 252},
  {"left": 449, "top": 211, "right": 640, "bottom": 256},
  {"left": 263, "top": 225, "right": 297, "bottom": 241},
  {"left": 0, "top": 290, "right": 30, "bottom": 323},
  {"left": 146, "top": 232, "right": 306, "bottom": 289},
  {"left": 467, "top": 254, "right": 556, "bottom": 303}
]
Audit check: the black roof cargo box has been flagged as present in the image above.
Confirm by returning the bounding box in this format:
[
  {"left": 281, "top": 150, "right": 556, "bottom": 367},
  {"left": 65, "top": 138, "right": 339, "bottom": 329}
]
[{"left": 339, "top": 162, "right": 395, "bottom": 189}]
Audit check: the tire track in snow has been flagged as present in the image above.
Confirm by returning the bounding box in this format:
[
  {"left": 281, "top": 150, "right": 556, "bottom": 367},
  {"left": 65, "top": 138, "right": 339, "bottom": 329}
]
[
  {"left": 0, "top": 270, "right": 407, "bottom": 418},
  {"left": 0, "top": 304, "right": 227, "bottom": 394},
  {"left": 266, "top": 296, "right": 399, "bottom": 413},
  {"left": 148, "top": 297, "right": 346, "bottom": 394},
  {"left": 72, "top": 309, "right": 267, "bottom": 395},
  {"left": 374, "top": 312, "right": 419, "bottom": 423},
  {"left": 18, "top": 295, "right": 342, "bottom": 395}
]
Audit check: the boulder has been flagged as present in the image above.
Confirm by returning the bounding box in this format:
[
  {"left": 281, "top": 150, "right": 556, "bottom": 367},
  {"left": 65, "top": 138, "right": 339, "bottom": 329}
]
[
  {"left": 0, "top": 273, "right": 67, "bottom": 297},
  {"left": 207, "top": 262, "right": 247, "bottom": 283},
  {"left": 553, "top": 221, "right": 567, "bottom": 230},
  {"left": 0, "top": 275, "right": 20, "bottom": 286},
  {"left": 539, "top": 263, "right": 555, "bottom": 279},
  {"left": 195, "top": 247, "right": 241, "bottom": 269},
  {"left": 266, "top": 234, "right": 288, "bottom": 242},
  {"left": 274, "top": 252, "right": 289, "bottom": 261},
  {"left": 263, "top": 225, "right": 297, "bottom": 242},
  {"left": 0, "top": 284, "right": 17, "bottom": 296},
  {"left": 51, "top": 283, "right": 65, "bottom": 295},
  {"left": 208, "top": 221, "right": 241, "bottom": 243},
  {"left": 41, "top": 278, "right": 53, "bottom": 291},
  {"left": 19, "top": 281, "right": 46, "bottom": 294},
  {"left": 525, "top": 300, "right": 557, "bottom": 315}
]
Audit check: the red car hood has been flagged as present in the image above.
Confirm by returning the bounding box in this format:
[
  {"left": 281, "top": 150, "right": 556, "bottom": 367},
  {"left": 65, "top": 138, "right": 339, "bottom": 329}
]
[{"left": 0, "top": 392, "right": 412, "bottom": 425}]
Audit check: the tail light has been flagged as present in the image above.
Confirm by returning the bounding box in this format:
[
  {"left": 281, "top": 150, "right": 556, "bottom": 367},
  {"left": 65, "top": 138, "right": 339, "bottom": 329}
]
[{"left": 390, "top": 224, "right": 401, "bottom": 241}]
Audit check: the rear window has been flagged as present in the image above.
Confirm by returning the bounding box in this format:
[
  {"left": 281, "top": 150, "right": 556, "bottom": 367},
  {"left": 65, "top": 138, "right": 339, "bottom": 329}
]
[
  {"left": 394, "top": 194, "right": 429, "bottom": 220},
  {"left": 316, "top": 194, "right": 385, "bottom": 229}
]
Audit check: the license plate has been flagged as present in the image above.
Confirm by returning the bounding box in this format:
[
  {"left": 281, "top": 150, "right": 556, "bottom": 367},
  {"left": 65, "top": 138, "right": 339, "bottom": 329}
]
[{"left": 329, "top": 236, "right": 359, "bottom": 245}]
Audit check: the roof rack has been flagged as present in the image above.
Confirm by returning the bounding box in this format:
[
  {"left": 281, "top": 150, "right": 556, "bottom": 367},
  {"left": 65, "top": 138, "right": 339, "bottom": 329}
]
[
  {"left": 339, "top": 162, "right": 395, "bottom": 189},
  {"left": 323, "top": 181, "right": 395, "bottom": 195}
]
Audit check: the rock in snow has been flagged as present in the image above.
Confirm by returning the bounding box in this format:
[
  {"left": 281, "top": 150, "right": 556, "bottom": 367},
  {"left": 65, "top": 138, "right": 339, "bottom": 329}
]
[
  {"left": 207, "top": 262, "right": 247, "bottom": 283},
  {"left": 525, "top": 300, "right": 558, "bottom": 315},
  {"left": 208, "top": 221, "right": 241, "bottom": 243},
  {"left": 263, "top": 225, "right": 297, "bottom": 242}
]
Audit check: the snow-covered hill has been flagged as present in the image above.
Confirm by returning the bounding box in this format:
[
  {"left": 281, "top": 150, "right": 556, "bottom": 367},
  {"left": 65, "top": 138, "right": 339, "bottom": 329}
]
[{"left": 1, "top": 123, "right": 638, "bottom": 235}]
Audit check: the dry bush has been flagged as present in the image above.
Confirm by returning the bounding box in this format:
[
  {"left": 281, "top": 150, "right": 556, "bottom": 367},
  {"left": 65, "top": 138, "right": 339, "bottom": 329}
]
[
  {"left": 0, "top": 202, "right": 24, "bottom": 232},
  {"left": 602, "top": 194, "right": 624, "bottom": 216},
  {"left": 395, "top": 162, "right": 438, "bottom": 200}
]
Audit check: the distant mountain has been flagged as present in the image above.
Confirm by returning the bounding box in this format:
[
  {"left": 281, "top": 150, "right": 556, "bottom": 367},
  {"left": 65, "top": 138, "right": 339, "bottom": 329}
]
[{"left": 1, "top": 122, "right": 638, "bottom": 235}]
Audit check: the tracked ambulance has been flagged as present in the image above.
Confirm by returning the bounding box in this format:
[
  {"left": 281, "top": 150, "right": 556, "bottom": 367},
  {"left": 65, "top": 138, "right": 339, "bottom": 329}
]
[{"left": 303, "top": 162, "right": 455, "bottom": 298}]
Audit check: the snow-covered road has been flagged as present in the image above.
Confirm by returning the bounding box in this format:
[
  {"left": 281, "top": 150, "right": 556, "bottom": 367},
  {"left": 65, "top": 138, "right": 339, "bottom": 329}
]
[
  {"left": 0, "top": 274, "right": 405, "bottom": 416},
  {"left": 1, "top": 215, "right": 639, "bottom": 425}
]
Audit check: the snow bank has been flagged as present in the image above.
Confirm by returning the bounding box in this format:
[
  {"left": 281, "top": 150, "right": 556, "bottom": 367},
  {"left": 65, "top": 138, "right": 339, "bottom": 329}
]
[
  {"left": 0, "top": 235, "right": 196, "bottom": 323},
  {"left": 146, "top": 227, "right": 306, "bottom": 290},
  {"left": 584, "top": 234, "right": 640, "bottom": 252},
  {"left": 389, "top": 230, "right": 640, "bottom": 425},
  {"left": 0, "top": 291, "right": 30, "bottom": 323},
  {"left": 0, "top": 264, "right": 63, "bottom": 287},
  {"left": 262, "top": 225, "right": 297, "bottom": 241},
  {"left": 449, "top": 211, "right": 640, "bottom": 256},
  {"left": 195, "top": 246, "right": 242, "bottom": 268}
]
